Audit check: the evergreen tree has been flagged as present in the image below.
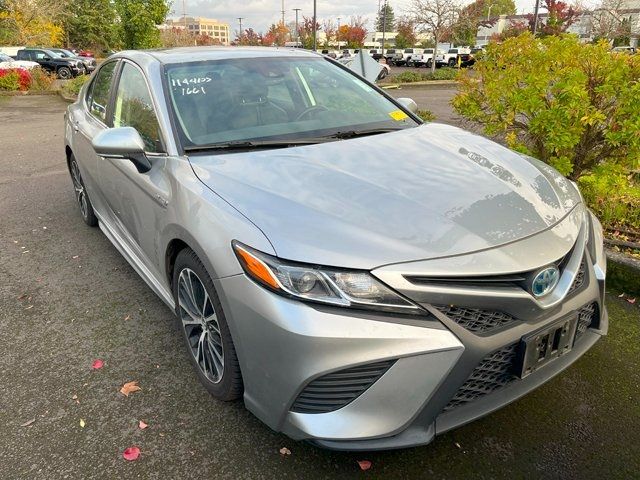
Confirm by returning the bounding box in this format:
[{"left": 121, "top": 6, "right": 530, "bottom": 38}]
[
  {"left": 375, "top": 3, "right": 395, "bottom": 32},
  {"left": 114, "top": 0, "right": 169, "bottom": 49},
  {"left": 63, "top": 0, "right": 119, "bottom": 51}
]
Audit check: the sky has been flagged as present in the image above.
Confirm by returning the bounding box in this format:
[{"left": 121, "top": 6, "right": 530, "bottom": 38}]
[{"left": 173, "top": 0, "right": 555, "bottom": 35}]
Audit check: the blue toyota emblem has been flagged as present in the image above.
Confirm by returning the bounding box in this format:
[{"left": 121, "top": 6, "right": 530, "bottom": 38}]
[{"left": 531, "top": 267, "right": 560, "bottom": 297}]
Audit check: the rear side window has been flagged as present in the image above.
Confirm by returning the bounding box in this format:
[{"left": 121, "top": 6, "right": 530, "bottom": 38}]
[{"left": 87, "top": 61, "right": 117, "bottom": 123}]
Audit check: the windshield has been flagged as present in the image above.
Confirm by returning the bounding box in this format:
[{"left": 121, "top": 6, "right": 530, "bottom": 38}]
[
  {"left": 0, "top": 53, "right": 11, "bottom": 61},
  {"left": 164, "top": 56, "right": 418, "bottom": 148},
  {"left": 57, "top": 49, "right": 75, "bottom": 57}
]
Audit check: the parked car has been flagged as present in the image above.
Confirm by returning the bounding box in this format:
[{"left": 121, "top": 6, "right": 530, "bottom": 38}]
[
  {"left": 49, "top": 48, "right": 97, "bottom": 74},
  {"left": 0, "top": 52, "right": 39, "bottom": 70},
  {"left": 376, "top": 61, "right": 391, "bottom": 80},
  {"left": 436, "top": 47, "right": 472, "bottom": 68},
  {"left": 611, "top": 46, "right": 636, "bottom": 54},
  {"left": 15, "top": 48, "right": 83, "bottom": 78},
  {"left": 368, "top": 48, "right": 383, "bottom": 60},
  {"left": 410, "top": 49, "right": 444, "bottom": 68},
  {"left": 383, "top": 48, "right": 397, "bottom": 64},
  {"left": 65, "top": 47, "right": 608, "bottom": 451},
  {"left": 393, "top": 48, "right": 423, "bottom": 66},
  {"left": 78, "top": 49, "right": 95, "bottom": 57}
]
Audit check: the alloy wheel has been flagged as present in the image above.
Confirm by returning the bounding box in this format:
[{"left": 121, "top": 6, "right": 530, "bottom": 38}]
[
  {"left": 177, "top": 268, "right": 225, "bottom": 383},
  {"left": 70, "top": 160, "right": 88, "bottom": 220}
]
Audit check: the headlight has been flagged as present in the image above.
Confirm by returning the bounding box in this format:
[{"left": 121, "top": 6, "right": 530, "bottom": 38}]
[{"left": 233, "top": 242, "right": 422, "bottom": 315}]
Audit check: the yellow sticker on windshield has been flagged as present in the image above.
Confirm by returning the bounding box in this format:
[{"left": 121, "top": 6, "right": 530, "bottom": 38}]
[{"left": 389, "top": 110, "right": 408, "bottom": 121}]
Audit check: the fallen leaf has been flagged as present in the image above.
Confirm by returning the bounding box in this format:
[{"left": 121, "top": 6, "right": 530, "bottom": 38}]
[
  {"left": 279, "top": 447, "right": 291, "bottom": 456},
  {"left": 17, "top": 293, "right": 28, "bottom": 300},
  {"left": 628, "top": 298, "right": 637, "bottom": 304},
  {"left": 357, "top": 460, "right": 372, "bottom": 471},
  {"left": 120, "top": 381, "right": 141, "bottom": 397},
  {"left": 122, "top": 446, "right": 141, "bottom": 461},
  {"left": 79, "top": 419, "right": 85, "bottom": 428},
  {"left": 20, "top": 419, "right": 35, "bottom": 427},
  {"left": 124, "top": 314, "right": 131, "bottom": 321},
  {"left": 25, "top": 305, "right": 34, "bottom": 310},
  {"left": 618, "top": 293, "right": 625, "bottom": 298},
  {"left": 455, "top": 442, "right": 462, "bottom": 449},
  {"left": 72, "top": 395, "right": 78, "bottom": 400},
  {"left": 72, "top": 255, "right": 79, "bottom": 259},
  {"left": 91, "top": 359, "right": 104, "bottom": 370},
  {"left": 138, "top": 420, "right": 148, "bottom": 430}
]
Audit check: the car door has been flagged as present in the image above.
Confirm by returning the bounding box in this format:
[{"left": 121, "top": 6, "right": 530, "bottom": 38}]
[
  {"left": 68, "top": 59, "right": 119, "bottom": 216},
  {"left": 96, "top": 60, "right": 171, "bottom": 275},
  {"left": 32, "top": 50, "right": 55, "bottom": 72}
]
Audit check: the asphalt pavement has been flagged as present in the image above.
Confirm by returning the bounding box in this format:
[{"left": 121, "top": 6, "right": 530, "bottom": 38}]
[{"left": 1, "top": 94, "right": 638, "bottom": 479}]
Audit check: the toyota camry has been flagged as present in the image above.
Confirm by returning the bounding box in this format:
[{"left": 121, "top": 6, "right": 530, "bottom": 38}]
[{"left": 64, "top": 47, "right": 607, "bottom": 450}]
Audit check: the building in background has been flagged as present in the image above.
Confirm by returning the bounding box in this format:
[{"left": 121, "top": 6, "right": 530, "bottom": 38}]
[{"left": 164, "top": 17, "right": 231, "bottom": 45}]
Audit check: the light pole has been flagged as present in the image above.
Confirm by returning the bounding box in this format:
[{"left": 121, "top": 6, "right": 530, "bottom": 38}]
[
  {"left": 532, "top": 0, "right": 540, "bottom": 35},
  {"left": 237, "top": 17, "right": 243, "bottom": 43},
  {"left": 337, "top": 17, "right": 341, "bottom": 48},
  {"left": 487, "top": 3, "right": 495, "bottom": 21},
  {"left": 312, "top": 0, "right": 317, "bottom": 51},
  {"left": 381, "top": 0, "right": 388, "bottom": 57},
  {"left": 293, "top": 8, "right": 301, "bottom": 42}
]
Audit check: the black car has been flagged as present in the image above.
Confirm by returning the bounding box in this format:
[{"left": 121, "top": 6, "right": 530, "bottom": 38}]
[
  {"left": 48, "top": 48, "right": 96, "bottom": 74},
  {"left": 15, "top": 48, "right": 83, "bottom": 79}
]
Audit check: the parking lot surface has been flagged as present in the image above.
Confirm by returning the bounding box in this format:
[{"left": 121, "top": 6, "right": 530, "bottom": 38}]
[{"left": 1, "top": 95, "right": 639, "bottom": 479}]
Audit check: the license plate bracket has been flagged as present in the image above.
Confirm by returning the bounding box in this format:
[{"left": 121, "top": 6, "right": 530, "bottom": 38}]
[{"left": 519, "top": 315, "right": 578, "bottom": 378}]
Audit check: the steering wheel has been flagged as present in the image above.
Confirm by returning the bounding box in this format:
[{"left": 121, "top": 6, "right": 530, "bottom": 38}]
[{"left": 295, "top": 105, "right": 329, "bottom": 121}]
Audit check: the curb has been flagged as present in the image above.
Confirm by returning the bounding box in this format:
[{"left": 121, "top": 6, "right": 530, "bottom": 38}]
[
  {"left": 606, "top": 248, "right": 640, "bottom": 296},
  {"left": 59, "top": 90, "right": 76, "bottom": 103},
  {"left": 380, "top": 80, "right": 459, "bottom": 90},
  {"left": 0, "top": 90, "right": 59, "bottom": 96}
]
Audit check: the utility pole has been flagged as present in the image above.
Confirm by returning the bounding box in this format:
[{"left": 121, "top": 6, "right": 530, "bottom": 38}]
[
  {"left": 381, "top": 0, "right": 387, "bottom": 57},
  {"left": 281, "top": 0, "right": 285, "bottom": 27},
  {"left": 312, "top": 0, "right": 317, "bottom": 51},
  {"left": 487, "top": 4, "right": 494, "bottom": 21},
  {"left": 532, "top": 0, "right": 540, "bottom": 35},
  {"left": 337, "top": 17, "right": 341, "bottom": 48},
  {"left": 237, "top": 17, "right": 243, "bottom": 42},
  {"left": 182, "top": 0, "right": 187, "bottom": 28},
  {"left": 293, "top": 8, "right": 301, "bottom": 42}
]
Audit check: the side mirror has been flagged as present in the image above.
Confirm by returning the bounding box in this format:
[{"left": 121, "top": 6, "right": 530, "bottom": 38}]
[
  {"left": 92, "top": 127, "right": 152, "bottom": 173},
  {"left": 397, "top": 97, "right": 418, "bottom": 114}
]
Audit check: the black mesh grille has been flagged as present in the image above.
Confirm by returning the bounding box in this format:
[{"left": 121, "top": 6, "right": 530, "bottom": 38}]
[
  {"left": 568, "top": 260, "right": 587, "bottom": 295},
  {"left": 434, "top": 305, "right": 517, "bottom": 333},
  {"left": 290, "top": 360, "right": 395, "bottom": 414},
  {"left": 443, "top": 343, "right": 519, "bottom": 412},
  {"left": 576, "top": 302, "right": 598, "bottom": 339}
]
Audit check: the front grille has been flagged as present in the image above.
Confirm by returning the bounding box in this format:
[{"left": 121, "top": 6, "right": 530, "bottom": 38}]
[
  {"left": 443, "top": 343, "right": 519, "bottom": 412},
  {"left": 433, "top": 305, "right": 517, "bottom": 333},
  {"left": 290, "top": 360, "right": 396, "bottom": 414},
  {"left": 576, "top": 302, "right": 598, "bottom": 339},
  {"left": 568, "top": 259, "right": 587, "bottom": 295}
]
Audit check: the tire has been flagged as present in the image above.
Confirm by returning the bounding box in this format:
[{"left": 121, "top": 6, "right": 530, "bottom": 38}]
[
  {"left": 426, "top": 59, "right": 433, "bottom": 68},
  {"left": 69, "top": 154, "right": 98, "bottom": 227},
  {"left": 172, "top": 249, "right": 243, "bottom": 401},
  {"left": 57, "top": 66, "right": 72, "bottom": 79},
  {"left": 448, "top": 58, "right": 457, "bottom": 68}
]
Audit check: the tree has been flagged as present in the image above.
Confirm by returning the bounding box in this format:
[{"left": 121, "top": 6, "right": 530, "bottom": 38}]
[
  {"left": 590, "top": 0, "right": 631, "bottom": 44},
  {"left": 532, "top": 0, "right": 580, "bottom": 36},
  {"left": 411, "top": 0, "right": 461, "bottom": 72},
  {"left": 114, "top": 0, "right": 169, "bottom": 49},
  {"left": 160, "top": 27, "right": 195, "bottom": 47},
  {"left": 62, "top": 0, "right": 119, "bottom": 51},
  {"left": 321, "top": 19, "right": 336, "bottom": 47},
  {"left": 375, "top": 2, "right": 395, "bottom": 32},
  {"left": 337, "top": 16, "right": 368, "bottom": 48},
  {"left": 449, "top": 0, "right": 516, "bottom": 46},
  {"left": 263, "top": 22, "right": 290, "bottom": 46},
  {"left": 395, "top": 19, "right": 418, "bottom": 48},
  {"left": 236, "top": 28, "right": 263, "bottom": 46},
  {"left": 0, "top": 0, "right": 66, "bottom": 45},
  {"left": 452, "top": 33, "right": 640, "bottom": 181},
  {"left": 297, "top": 16, "right": 320, "bottom": 49}
]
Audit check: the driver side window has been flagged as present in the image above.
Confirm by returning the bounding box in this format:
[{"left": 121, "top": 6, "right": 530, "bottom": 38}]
[{"left": 112, "top": 62, "right": 163, "bottom": 153}]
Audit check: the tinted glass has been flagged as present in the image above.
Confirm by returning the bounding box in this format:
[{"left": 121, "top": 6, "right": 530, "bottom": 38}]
[
  {"left": 165, "top": 56, "right": 418, "bottom": 147},
  {"left": 87, "top": 61, "right": 116, "bottom": 123},
  {"left": 113, "top": 63, "right": 162, "bottom": 152}
]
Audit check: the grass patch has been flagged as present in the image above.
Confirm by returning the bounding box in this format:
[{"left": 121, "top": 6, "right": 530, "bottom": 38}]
[
  {"left": 416, "top": 109, "right": 435, "bottom": 122},
  {"left": 61, "top": 74, "right": 90, "bottom": 97},
  {"left": 392, "top": 68, "right": 459, "bottom": 83}
]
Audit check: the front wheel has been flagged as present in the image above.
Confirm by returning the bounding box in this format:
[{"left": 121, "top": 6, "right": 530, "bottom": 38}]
[
  {"left": 69, "top": 155, "right": 98, "bottom": 227},
  {"left": 448, "top": 58, "right": 457, "bottom": 68},
  {"left": 173, "top": 249, "right": 243, "bottom": 401}
]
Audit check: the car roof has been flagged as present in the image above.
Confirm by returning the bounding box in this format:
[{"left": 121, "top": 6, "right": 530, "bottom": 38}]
[{"left": 115, "top": 46, "right": 321, "bottom": 65}]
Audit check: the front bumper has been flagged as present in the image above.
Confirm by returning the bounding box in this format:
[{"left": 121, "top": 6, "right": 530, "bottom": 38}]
[{"left": 215, "top": 208, "right": 607, "bottom": 450}]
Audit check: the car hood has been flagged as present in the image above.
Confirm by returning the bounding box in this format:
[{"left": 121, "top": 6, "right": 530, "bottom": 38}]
[{"left": 189, "top": 123, "right": 581, "bottom": 270}]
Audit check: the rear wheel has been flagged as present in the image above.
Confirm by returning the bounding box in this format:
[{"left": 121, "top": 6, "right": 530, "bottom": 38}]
[
  {"left": 69, "top": 155, "right": 98, "bottom": 227},
  {"left": 173, "top": 249, "right": 243, "bottom": 401},
  {"left": 448, "top": 58, "right": 457, "bottom": 68},
  {"left": 57, "top": 66, "right": 72, "bottom": 79}
]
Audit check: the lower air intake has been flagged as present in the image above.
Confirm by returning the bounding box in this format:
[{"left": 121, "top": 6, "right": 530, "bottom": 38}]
[
  {"left": 434, "top": 305, "right": 517, "bottom": 333},
  {"left": 290, "top": 360, "right": 396, "bottom": 414}
]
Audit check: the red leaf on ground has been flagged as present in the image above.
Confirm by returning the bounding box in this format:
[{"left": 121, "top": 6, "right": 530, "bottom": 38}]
[
  {"left": 279, "top": 447, "right": 291, "bottom": 455},
  {"left": 123, "top": 446, "right": 141, "bottom": 461},
  {"left": 91, "top": 359, "right": 104, "bottom": 370},
  {"left": 357, "top": 460, "right": 372, "bottom": 471},
  {"left": 120, "top": 381, "right": 141, "bottom": 396},
  {"left": 138, "top": 420, "right": 148, "bottom": 429},
  {"left": 628, "top": 298, "right": 636, "bottom": 304}
]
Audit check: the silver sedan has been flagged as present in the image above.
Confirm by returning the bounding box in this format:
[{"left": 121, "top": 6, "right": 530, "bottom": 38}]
[{"left": 64, "top": 47, "right": 607, "bottom": 450}]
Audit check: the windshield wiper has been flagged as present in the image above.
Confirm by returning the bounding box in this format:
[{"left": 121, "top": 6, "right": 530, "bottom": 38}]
[
  {"left": 327, "top": 127, "right": 405, "bottom": 139},
  {"left": 184, "top": 138, "right": 331, "bottom": 153}
]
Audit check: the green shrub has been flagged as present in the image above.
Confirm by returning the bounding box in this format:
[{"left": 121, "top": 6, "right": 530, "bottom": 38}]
[
  {"left": 393, "top": 68, "right": 459, "bottom": 83},
  {"left": 0, "top": 70, "right": 20, "bottom": 91},
  {"left": 452, "top": 33, "right": 640, "bottom": 181},
  {"left": 61, "top": 74, "right": 90, "bottom": 97},
  {"left": 416, "top": 109, "right": 435, "bottom": 121}
]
